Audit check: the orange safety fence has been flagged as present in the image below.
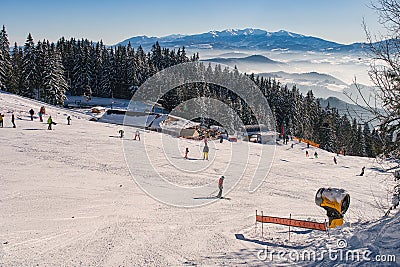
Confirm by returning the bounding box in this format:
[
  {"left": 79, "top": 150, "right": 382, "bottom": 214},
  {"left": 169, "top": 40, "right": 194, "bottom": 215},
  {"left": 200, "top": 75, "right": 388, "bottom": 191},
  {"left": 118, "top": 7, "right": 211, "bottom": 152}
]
[
  {"left": 294, "top": 137, "right": 320, "bottom": 148},
  {"left": 256, "top": 215, "right": 327, "bottom": 231}
]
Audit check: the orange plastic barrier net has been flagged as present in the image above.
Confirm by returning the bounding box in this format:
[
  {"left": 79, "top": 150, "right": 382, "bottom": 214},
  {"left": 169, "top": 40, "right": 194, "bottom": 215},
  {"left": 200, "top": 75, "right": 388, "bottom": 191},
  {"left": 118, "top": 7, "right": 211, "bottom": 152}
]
[
  {"left": 294, "top": 137, "right": 320, "bottom": 148},
  {"left": 256, "top": 215, "right": 327, "bottom": 231}
]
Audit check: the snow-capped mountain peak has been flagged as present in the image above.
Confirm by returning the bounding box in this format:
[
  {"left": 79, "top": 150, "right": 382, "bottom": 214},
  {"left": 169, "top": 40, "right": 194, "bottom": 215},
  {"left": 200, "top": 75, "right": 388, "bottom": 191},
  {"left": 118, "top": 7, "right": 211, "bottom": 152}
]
[{"left": 117, "top": 28, "right": 362, "bottom": 53}]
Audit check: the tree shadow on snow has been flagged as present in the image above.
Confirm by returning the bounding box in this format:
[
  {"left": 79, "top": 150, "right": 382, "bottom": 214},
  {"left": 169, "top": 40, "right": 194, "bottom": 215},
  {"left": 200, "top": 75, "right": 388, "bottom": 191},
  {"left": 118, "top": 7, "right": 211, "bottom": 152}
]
[
  {"left": 120, "top": 138, "right": 141, "bottom": 141},
  {"left": 17, "top": 117, "right": 33, "bottom": 121},
  {"left": 193, "top": 196, "right": 217, "bottom": 200},
  {"left": 234, "top": 234, "right": 309, "bottom": 249},
  {"left": 109, "top": 135, "right": 123, "bottom": 138},
  {"left": 275, "top": 229, "right": 313, "bottom": 234},
  {"left": 369, "top": 166, "right": 386, "bottom": 173},
  {"left": 170, "top": 156, "right": 203, "bottom": 161}
]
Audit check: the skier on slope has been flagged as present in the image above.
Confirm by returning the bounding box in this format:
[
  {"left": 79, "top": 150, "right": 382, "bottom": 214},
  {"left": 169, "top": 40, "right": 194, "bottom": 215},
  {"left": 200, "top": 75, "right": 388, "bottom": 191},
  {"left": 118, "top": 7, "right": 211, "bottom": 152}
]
[
  {"left": 333, "top": 156, "right": 337, "bottom": 165},
  {"left": 134, "top": 129, "right": 140, "bottom": 141},
  {"left": 359, "top": 166, "right": 365, "bottom": 176},
  {"left": 11, "top": 113, "right": 16, "bottom": 128},
  {"left": 305, "top": 150, "right": 309, "bottom": 157},
  {"left": 67, "top": 115, "right": 71, "bottom": 125},
  {"left": 216, "top": 176, "right": 225, "bottom": 198},
  {"left": 0, "top": 113, "right": 3, "bottom": 127},
  {"left": 47, "top": 116, "right": 53, "bottom": 130},
  {"left": 314, "top": 151, "right": 318, "bottom": 158},
  {"left": 203, "top": 143, "right": 209, "bottom": 160},
  {"left": 119, "top": 129, "right": 124, "bottom": 138},
  {"left": 184, "top": 147, "right": 189, "bottom": 159},
  {"left": 29, "top": 109, "right": 34, "bottom": 121},
  {"left": 38, "top": 110, "right": 43, "bottom": 122}
]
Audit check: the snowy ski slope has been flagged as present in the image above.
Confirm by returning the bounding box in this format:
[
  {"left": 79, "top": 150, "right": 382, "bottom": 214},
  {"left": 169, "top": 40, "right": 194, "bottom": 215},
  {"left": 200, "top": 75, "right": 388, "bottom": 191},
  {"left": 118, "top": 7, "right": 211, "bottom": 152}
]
[{"left": 0, "top": 92, "right": 398, "bottom": 266}]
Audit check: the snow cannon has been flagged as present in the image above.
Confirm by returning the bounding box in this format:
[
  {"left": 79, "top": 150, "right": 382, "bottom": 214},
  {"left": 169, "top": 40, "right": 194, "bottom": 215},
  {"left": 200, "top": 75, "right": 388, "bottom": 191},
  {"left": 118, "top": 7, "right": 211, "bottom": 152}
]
[{"left": 315, "top": 188, "right": 350, "bottom": 228}]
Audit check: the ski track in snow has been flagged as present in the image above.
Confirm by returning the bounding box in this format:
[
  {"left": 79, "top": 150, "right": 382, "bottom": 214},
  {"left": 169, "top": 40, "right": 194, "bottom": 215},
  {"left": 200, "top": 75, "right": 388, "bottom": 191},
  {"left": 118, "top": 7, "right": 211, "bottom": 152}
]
[{"left": 0, "top": 92, "right": 398, "bottom": 266}]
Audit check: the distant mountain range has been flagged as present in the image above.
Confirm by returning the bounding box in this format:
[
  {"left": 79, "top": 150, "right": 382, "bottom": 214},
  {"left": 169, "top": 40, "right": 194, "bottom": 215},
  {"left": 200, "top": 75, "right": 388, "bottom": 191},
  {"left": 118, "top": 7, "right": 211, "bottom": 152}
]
[
  {"left": 258, "top": 71, "right": 377, "bottom": 105},
  {"left": 203, "top": 54, "right": 283, "bottom": 65},
  {"left": 117, "top": 28, "right": 365, "bottom": 52},
  {"left": 318, "top": 97, "right": 378, "bottom": 125},
  {"left": 116, "top": 28, "right": 378, "bottom": 116}
]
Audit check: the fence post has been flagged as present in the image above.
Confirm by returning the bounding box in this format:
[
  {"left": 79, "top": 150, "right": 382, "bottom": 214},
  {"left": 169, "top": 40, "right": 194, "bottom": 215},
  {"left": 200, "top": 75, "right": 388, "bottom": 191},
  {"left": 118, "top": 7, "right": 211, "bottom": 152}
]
[
  {"left": 261, "top": 210, "right": 264, "bottom": 241},
  {"left": 288, "top": 213, "right": 291, "bottom": 242},
  {"left": 255, "top": 210, "right": 258, "bottom": 235},
  {"left": 325, "top": 219, "right": 330, "bottom": 238}
]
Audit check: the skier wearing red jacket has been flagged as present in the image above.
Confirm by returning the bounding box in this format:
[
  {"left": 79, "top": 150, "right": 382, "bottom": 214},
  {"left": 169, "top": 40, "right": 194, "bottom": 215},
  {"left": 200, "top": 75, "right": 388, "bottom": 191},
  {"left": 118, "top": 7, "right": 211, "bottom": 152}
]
[
  {"left": 184, "top": 147, "right": 189, "bottom": 159},
  {"left": 216, "top": 176, "right": 224, "bottom": 198}
]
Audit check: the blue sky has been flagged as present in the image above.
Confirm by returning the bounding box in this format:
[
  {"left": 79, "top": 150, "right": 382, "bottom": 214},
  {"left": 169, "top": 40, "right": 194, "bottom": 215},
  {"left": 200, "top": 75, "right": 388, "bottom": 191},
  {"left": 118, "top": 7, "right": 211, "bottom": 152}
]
[{"left": 0, "top": 0, "right": 384, "bottom": 46}]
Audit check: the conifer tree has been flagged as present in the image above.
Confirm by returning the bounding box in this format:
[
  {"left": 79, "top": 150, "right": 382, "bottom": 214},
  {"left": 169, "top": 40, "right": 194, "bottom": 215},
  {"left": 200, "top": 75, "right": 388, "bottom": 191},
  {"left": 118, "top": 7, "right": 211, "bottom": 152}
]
[
  {"left": 0, "top": 25, "right": 12, "bottom": 91},
  {"left": 10, "top": 43, "right": 22, "bottom": 94},
  {"left": 41, "top": 43, "right": 67, "bottom": 105},
  {"left": 21, "top": 33, "right": 36, "bottom": 98}
]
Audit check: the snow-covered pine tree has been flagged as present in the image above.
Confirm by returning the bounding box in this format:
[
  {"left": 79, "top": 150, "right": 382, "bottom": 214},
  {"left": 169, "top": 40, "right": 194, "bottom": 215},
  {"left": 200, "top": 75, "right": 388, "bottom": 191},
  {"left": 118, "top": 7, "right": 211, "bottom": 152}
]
[
  {"left": 363, "top": 123, "right": 374, "bottom": 157},
  {"left": 72, "top": 39, "right": 92, "bottom": 96},
  {"left": 35, "top": 40, "right": 46, "bottom": 101},
  {"left": 126, "top": 42, "right": 138, "bottom": 91},
  {"left": 41, "top": 43, "right": 67, "bottom": 105},
  {"left": 90, "top": 41, "right": 102, "bottom": 96},
  {"left": 21, "top": 33, "right": 37, "bottom": 98},
  {"left": 9, "top": 43, "right": 22, "bottom": 94},
  {"left": 302, "top": 90, "right": 317, "bottom": 140},
  {"left": 357, "top": 124, "right": 367, "bottom": 156},
  {"left": 336, "top": 114, "right": 352, "bottom": 154},
  {"left": 0, "top": 25, "right": 12, "bottom": 91},
  {"left": 318, "top": 106, "right": 339, "bottom": 153},
  {"left": 99, "top": 47, "right": 114, "bottom": 98}
]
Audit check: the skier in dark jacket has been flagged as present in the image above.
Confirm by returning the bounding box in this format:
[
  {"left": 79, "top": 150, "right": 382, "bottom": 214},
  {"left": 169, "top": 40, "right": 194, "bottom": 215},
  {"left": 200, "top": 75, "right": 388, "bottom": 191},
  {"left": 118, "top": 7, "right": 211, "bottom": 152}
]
[
  {"left": 216, "top": 176, "right": 224, "bottom": 198},
  {"left": 359, "top": 166, "right": 365, "bottom": 176},
  {"left": 0, "top": 113, "right": 3, "bottom": 127},
  {"left": 29, "top": 109, "right": 34, "bottom": 121},
  {"left": 11, "top": 113, "right": 16, "bottom": 128},
  {"left": 119, "top": 129, "right": 124, "bottom": 138},
  {"left": 184, "top": 147, "right": 189, "bottom": 159},
  {"left": 203, "top": 144, "right": 209, "bottom": 160},
  {"left": 67, "top": 115, "right": 71, "bottom": 125}
]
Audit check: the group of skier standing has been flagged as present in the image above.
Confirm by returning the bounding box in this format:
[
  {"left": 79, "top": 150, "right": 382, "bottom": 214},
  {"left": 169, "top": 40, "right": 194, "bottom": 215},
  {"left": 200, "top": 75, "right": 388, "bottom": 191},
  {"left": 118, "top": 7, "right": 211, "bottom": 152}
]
[
  {"left": 0, "top": 106, "right": 72, "bottom": 130},
  {"left": 0, "top": 112, "right": 16, "bottom": 128},
  {"left": 118, "top": 129, "right": 141, "bottom": 140},
  {"left": 184, "top": 138, "right": 210, "bottom": 160}
]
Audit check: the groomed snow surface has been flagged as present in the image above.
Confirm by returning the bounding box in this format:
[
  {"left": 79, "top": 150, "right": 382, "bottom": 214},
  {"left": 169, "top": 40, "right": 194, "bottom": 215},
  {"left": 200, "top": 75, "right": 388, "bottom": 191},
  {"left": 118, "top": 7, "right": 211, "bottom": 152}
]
[{"left": 0, "top": 92, "right": 398, "bottom": 266}]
